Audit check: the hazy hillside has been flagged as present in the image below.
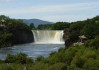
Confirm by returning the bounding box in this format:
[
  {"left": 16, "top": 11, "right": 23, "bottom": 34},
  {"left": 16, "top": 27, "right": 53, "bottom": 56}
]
[{"left": 22, "top": 19, "right": 53, "bottom": 27}]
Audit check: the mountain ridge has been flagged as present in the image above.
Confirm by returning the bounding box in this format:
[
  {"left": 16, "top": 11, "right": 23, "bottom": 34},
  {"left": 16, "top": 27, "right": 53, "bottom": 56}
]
[{"left": 21, "top": 19, "right": 53, "bottom": 27}]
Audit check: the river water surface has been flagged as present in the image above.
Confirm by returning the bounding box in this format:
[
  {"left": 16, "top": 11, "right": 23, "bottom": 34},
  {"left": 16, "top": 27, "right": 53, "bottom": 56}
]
[{"left": 0, "top": 43, "right": 65, "bottom": 59}]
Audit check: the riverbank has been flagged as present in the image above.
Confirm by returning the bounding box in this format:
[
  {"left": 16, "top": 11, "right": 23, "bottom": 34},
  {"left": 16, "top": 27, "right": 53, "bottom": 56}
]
[{"left": 0, "top": 36, "right": 99, "bottom": 70}]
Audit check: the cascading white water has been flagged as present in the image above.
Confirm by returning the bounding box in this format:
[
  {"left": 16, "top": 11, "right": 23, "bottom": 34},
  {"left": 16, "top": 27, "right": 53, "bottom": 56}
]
[{"left": 32, "top": 30, "right": 64, "bottom": 44}]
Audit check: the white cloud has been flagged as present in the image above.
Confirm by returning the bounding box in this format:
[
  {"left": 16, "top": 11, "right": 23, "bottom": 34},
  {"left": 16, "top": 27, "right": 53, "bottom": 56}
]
[
  {"left": 0, "top": 2, "right": 99, "bottom": 15},
  {"left": 0, "top": 2, "right": 99, "bottom": 22},
  {"left": 39, "top": 15, "right": 96, "bottom": 22}
]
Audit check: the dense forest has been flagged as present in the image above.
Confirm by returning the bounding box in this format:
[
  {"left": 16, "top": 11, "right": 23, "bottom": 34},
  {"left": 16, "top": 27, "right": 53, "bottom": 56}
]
[{"left": 0, "top": 15, "right": 99, "bottom": 70}]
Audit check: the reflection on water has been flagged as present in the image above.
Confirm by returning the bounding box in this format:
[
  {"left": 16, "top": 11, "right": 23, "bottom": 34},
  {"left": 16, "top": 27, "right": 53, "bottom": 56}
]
[{"left": 0, "top": 43, "right": 65, "bottom": 59}]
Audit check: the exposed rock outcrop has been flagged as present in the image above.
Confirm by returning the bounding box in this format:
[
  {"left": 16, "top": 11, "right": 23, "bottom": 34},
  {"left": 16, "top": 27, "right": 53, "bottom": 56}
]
[
  {"left": 9, "top": 28, "right": 34, "bottom": 45},
  {"left": 63, "top": 28, "right": 71, "bottom": 47}
]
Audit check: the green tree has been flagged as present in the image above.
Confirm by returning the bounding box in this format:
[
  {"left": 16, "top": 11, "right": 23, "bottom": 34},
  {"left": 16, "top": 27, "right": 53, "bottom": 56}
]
[
  {"left": 5, "top": 53, "right": 33, "bottom": 64},
  {"left": 85, "top": 36, "right": 99, "bottom": 49},
  {"left": 29, "top": 23, "right": 35, "bottom": 29},
  {"left": 52, "top": 22, "right": 70, "bottom": 30},
  {"left": 49, "top": 63, "right": 66, "bottom": 70}
]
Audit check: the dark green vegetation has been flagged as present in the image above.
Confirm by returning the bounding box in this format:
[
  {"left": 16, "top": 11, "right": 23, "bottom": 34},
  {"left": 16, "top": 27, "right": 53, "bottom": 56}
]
[
  {"left": 0, "top": 36, "right": 99, "bottom": 70},
  {"left": 29, "top": 23, "right": 35, "bottom": 30},
  {"left": 0, "top": 15, "right": 99, "bottom": 70},
  {"left": 5, "top": 53, "right": 33, "bottom": 64},
  {"left": 64, "top": 16, "right": 99, "bottom": 47},
  {"left": 37, "top": 22, "right": 70, "bottom": 30},
  {"left": 32, "top": 22, "right": 68, "bottom": 30},
  {"left": 0, "top": 15, "right": 34, "bottom": 48}
]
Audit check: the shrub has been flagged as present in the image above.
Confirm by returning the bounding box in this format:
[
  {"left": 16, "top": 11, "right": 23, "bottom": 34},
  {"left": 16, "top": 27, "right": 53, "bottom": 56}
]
[
  {"left": 85, "top": 37, "right": 99, "bottom": 49},
  {"left": 5, "top": 53, "right": 33, "bottom": 64},
  {"left": 49, "top": 63, "right": 66, "bottom": 70},
  {"left": 83, "top": 59, "right": 99, "bottom": 70},
  {"left": 0, "top": 64, "right": 13, "bottom": 70},
  {"left": 5, "top": 54, "right": 15, "bottom": 63}
]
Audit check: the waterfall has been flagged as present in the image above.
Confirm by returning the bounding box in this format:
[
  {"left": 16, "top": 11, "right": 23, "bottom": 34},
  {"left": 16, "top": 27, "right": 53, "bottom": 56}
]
[{"left": 32, "top": 30, "right": 64, "bottom": 44}]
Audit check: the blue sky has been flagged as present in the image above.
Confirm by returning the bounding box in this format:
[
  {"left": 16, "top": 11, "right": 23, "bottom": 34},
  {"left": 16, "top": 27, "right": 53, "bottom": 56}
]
[{"left": 0, "top": 0, "right": 99, "bottom": 22}]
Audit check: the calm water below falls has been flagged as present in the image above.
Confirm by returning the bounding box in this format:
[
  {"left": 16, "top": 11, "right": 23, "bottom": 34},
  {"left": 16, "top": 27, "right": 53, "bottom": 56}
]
[{"left": 0, "top": 43, "right": 65, "bottom": 59}]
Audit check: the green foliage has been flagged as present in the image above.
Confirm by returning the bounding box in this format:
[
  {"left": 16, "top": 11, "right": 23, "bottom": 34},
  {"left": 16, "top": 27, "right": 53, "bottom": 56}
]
[
  {"left": 48, "top": 46, "right": 79, "bottom": 64},
  {"left": 7, "top": 19, "right": 30, "bottom": 30},
  {"left": 29, "top": 23, "right": 35, "bottom": 29},
  {"left": 36, "top": 56, "right": 45, "bottom": 62},
  {"left": 49, "top": 63, "right": 66, "bottom": 70},
  {"left": 67, "top": 21, "right": 85, "bottom": 43},
  {"left": 0, "top": 15, "right": 31, "bottom": 31},
  {"left": 83, "top": 59, "right": 99, "bottom": 70},
  {"left": 0, "top": 31, "right": 12, "bottom": 48},
  {"left": 0, "top": 64, "right": 13, "bottom": 70},
  {"left": 5, "top": 53, "right": 33, "bottom": 64},
  {"left": 0, "top": 64, "right": 24, "bottom": 70},
  {"left": 69, "top": 31, "right": 79, "bottom": 41},
  {"left": 5, "top": 54, "right": 15, "bottom": 63},
  {"left": 69, "top": 22, "right": 85, "bottom": 34},
  {"left": 64, "top": 16, "right": 99, "bottom": 47},
  {"left": 37, "top": 22, "right": 70, "bottom": 30},
  {"left": 0, "top": 15, "right": 10, "bottom": 25},
  {"left": 52, "top": 22, "right": 70, "bottom": 30},
  {"left": 81, "top": 22, "right": 99, "bottom": 39},
  {"left": 37, "top": 24, "right": 53, "bottom": 30},
  {"left": 68, "top": 46, "right": 99, "bottom": 70},
  {"left": 85, "top": 36, "right": 99, "bottom": 49}
]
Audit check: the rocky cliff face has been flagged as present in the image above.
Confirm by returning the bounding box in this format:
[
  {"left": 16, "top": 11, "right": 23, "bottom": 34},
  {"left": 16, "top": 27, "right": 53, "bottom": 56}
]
[
  {"left": 9, "top": 28, "right": 34, "bottom": 45},
  {"left": 63, "top": 28, "right": 79, "bottom": 47},
  {"left": 0, "top": 15, "right": 35, "bottom": 48},
  {"left": 63, "top": 28, "right": 73, "bottom": 47}
]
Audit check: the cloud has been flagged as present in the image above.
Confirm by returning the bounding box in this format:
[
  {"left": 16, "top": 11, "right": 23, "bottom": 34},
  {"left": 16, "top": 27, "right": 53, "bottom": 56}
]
[
  {"left": 39, "top": 15, "right": 96, "bottom": 22},
  {"left": 0, "top": 2, "right": 99, "bottom": 22},
  {"left": 1, "top": 2, "right": 99, "bottom": 15}
]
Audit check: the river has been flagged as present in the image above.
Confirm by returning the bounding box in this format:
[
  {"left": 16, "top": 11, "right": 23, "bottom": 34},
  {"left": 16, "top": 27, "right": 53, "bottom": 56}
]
[
  {"left": 0, "top": 30, "right": 65, "bottom": 59},
  {"left": 0, "top": 43, "right": 64, "bottom": 59}
]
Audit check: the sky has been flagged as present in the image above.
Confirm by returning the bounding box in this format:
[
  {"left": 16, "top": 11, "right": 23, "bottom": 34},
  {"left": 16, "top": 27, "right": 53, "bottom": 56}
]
[{"left": 0, "top": 0, "right": 99, "bottom": 22}]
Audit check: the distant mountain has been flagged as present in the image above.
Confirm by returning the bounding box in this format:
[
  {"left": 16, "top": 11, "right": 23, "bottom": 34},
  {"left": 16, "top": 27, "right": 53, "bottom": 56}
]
[{"left": 21, "top": 19, "right": 53, "bottom": 27}]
